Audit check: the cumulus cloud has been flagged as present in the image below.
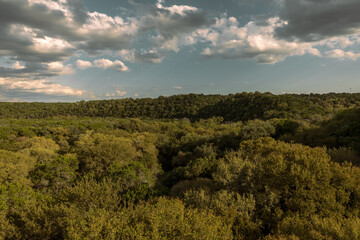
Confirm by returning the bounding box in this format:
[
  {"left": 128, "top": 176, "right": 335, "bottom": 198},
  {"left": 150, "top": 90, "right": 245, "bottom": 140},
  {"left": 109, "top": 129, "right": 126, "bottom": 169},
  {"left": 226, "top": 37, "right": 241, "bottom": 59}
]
[
  {"left": 325, "top": 49, "right": 360, "bottom": 60},
  {"left": 0, "top": 0, "right": 136, "bottom": 80},
  {"left": 105, "top": 90, "right": 127, "bottom": 98},
  {"left": 47, "top": 61, "right": 74, "bottom": 75},
  {"left": 0, "top": 60, "right": 74, "bottom": 79},
  {"left": 0, "top": 1, "right": 77, "bottom": 63},
  {"left": 75, "top": 58, "right": 129, "bottom": 72},
  {"left": 325, "top": 36, "right": 359, "bottom": 49},
  {"left": 76, "top": 59, "right": 92, "bottom": 69},
  {"left": 0, "top": 0, "right": 214, "bottom": 79},
  {"left": 77, "top": 11, "right": 137, "bottom": 54},
  {"left": 200, "top": 17, "right": 318, "bottom": 64},
  {"left": 136, "top": 0, "right": 215, "bottom": 52},
  {"left": 0, "top": 77, "right": 84, "bottom": 96},
  {"left": 117, "top": 90, "right": 127, "bottom": 96},
  {"left": 93, "top": 59, "right": 129, "bottom": 72},
  {"left": 12, "top": 61, "right": 25, "bottom": 70},
  {"left": 156, "top": 0, "right": 198, "bottom": 16}
]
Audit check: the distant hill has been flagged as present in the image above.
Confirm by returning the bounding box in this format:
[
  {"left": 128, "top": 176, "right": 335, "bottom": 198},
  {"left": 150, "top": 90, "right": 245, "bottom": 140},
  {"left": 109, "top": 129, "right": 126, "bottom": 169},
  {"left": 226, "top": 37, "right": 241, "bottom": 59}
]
[{"left": 1, "top": 92, "right": 360, "bottom": 121}]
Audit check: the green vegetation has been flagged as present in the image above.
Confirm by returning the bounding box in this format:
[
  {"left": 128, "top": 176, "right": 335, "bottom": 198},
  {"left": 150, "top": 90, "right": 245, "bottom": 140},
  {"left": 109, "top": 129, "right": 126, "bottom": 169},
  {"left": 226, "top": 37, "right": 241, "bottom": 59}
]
[
  {"left": 1, "top": 92, "right": 360, "bottom": 239},
  {"left": 1, "top": 92, "right": 360, "bottom": 120}
]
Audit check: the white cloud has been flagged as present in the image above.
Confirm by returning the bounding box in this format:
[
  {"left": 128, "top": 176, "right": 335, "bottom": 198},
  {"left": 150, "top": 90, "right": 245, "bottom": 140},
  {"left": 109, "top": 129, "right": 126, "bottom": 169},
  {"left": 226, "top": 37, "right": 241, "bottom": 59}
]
[
  {"left": 0, "top": 78, "right": 84, "bottom": 96},
  {"left": 111, "top": 61, "right": 129, "bottom": 72},
  {"left": 0, "top": 0, "right": 211, "bottom": 83},
  {"left": 28, "top": 0, "right": 72, "bottom": 19},
  {"left": 325, "top": 36, "right": 357, "bottom": 49},
  {"left": 105, "top": 90, "right": 127, "bottom": 98},
  {"left": 198, "top": 16, "right": 360, "bottom": 63},
  {"left": 12, "top": 61, "right": 25, "bottom": 70},
  {"left": 76, "top": 60, "right": 92, "bottom": 69},
  {"left": 93, "top": 59, "right": 129, "bottom": 72},
  {"left": 47, "top": 62, "right": 74, "bottom": 75},
  {"left": 325, "top": 49, "right": 360, "bottom": 60},
  {"left": 116, "top": 90, "right": 127, "bottom": 96},
  {"left": 0, "top": 0, "right": 136, "bottom": 81},
  {"left": 200, "top": 17, "right": 316, "bottom": 64},
  {"left": 32, "top": 36, "right": 74, "bottom": 54},
  {"left": 306, "top": 48, "right": 322, "bottom": 57},
  {"left": 173, "top": 86, "right": 182, "bottom": 89},
  {"left": 137, "top": 0, "right": 214, "bottom": 53},
  {"left": 94, "top": 59, "right": 114, "bottom": 69},
  {"left": 156, "top": 0, "right": 198, "bottom": 16}
]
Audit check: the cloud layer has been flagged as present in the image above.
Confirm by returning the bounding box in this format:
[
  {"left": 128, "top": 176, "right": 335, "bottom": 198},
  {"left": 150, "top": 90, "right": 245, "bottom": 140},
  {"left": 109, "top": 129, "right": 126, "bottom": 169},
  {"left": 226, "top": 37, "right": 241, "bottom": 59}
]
[{"left": 1, "top": 0, "right": 360, "bottom": 100}]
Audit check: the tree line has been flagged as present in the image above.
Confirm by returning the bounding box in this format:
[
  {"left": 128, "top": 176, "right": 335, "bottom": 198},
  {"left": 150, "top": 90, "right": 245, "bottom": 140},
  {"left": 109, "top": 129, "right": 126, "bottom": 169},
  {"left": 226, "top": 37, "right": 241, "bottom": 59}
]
[{"left": 1, "top": 92, "right": 360, "bottom": 121}]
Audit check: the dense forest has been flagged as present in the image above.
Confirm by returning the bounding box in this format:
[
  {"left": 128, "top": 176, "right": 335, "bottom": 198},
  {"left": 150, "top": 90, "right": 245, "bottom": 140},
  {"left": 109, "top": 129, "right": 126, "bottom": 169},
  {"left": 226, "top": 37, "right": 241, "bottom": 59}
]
[
  {"left": 1, "top": 92, "right": 360, "bottom": 239},
  {"left": 2, "top": 92, "right": 360, "bottom": 121}
]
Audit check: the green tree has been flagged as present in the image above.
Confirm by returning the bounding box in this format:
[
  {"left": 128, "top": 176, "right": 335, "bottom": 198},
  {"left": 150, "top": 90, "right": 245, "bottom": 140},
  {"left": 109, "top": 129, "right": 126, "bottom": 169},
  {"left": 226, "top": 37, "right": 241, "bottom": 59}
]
[
  {"left": 0, "top": 150, "right": 35, "bottom": 185},
  {"left": 74, "top": 131, "right": 139, "bottom": 178}
]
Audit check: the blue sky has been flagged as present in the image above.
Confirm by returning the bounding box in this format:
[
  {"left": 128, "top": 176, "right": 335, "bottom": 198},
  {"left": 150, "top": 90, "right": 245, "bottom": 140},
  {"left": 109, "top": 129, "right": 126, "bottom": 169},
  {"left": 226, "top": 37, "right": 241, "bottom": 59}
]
[{"left": 0, "top": 0, "right": 360, "bottom": 102}]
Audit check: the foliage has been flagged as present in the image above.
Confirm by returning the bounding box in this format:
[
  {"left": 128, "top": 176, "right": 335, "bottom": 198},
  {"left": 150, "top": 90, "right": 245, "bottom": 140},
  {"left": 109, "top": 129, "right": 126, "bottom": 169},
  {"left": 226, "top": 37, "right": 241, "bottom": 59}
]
[
  {"left": 0, "top": 150, "right": 35, "bottom": 185},
  {"left": 0, "top": 99, "right": 360, "bottom": 239},
  {"left": 1, "top": 92, "right": 360, "bottom": 121}
]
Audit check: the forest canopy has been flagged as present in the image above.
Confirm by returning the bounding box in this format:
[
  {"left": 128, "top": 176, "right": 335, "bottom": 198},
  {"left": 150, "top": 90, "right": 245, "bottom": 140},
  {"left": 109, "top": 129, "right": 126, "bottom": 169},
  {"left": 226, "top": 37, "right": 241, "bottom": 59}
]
[
  {"left": 1, "top": 92, "right": 360, "bottom": 121},
  {"left": 1, "top": 92, "right": 360, "bottom": 239}
]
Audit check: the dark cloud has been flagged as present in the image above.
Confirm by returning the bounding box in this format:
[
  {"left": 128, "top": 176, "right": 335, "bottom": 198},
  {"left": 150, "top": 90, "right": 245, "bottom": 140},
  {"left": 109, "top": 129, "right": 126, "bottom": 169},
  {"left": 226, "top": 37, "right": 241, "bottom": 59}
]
[
  {"left": 140, "top": 8, "right": 213, "bottom": 35},
  {"left": 0, "top": 0, "right": 77, "bottom": 65},
  {"left": 0, "top": 0, "right": 219, "bottom": 100},
  {"left": 0, "top": 64, "right": 45, "bottom": 79},
  {"left": 0, "top": 0, "right": 215, "bottom": 68},
  {"left": 0, "top": 24, "right": 33, "bottom": 50},
  {"left": 0, "top": 61, "right": 74, "bottom": 80},
  {"left": 0, "top": 0, "right": 136, "bottom": 78},
  {"left": 0, "top": 0, "right": 135, "bottom": 58},
  {"left": 0, "top": 0, "right": 80, "bottom": 41},
  {"left": 67, "top": 0, "right": 89, "bottom": 24},
  {"left": 276, "top": 0, "right": 360, "bottom": 42},
  {"left": 77, "top": 32, "right": 133, "bottom": 55},
  {"left": 122, "top": 49, "right": 165, "bottom": 63},
  {"left": 0, "top": 25, "right": 74, "bottom": 64},
  {"left": 136, "top": 2, "right": 215, "bottom": 50},
  {"left": 134, "top": 50, "right": 164, "bottom": 63}
]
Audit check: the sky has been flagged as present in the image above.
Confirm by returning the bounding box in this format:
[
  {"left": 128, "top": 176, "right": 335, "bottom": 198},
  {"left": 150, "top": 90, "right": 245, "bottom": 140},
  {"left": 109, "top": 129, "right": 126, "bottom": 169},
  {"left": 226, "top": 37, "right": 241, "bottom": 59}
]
[{"left": 0, "top": 0, "right": 360, "bottom": 102}]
